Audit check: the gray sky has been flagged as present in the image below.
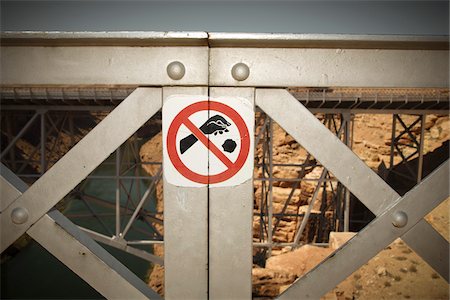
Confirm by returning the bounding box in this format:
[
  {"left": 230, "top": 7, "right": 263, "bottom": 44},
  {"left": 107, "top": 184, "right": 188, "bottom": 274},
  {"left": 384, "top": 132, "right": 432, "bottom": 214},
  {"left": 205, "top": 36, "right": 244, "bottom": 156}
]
[{"left": 1, "top": 1, "right": 449, "bottom": 35}]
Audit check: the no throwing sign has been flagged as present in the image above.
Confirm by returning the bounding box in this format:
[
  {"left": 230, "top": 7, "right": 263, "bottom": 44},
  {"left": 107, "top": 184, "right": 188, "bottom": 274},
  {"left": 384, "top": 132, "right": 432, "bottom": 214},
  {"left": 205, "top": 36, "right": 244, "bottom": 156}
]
[{"left": 163, "top": 95, "right": 254, "bottom": 187}]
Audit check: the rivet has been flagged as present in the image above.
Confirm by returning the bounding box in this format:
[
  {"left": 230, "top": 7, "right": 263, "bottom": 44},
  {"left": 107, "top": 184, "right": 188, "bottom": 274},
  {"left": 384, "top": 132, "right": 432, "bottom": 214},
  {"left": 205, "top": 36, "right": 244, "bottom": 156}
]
[
  {"left": 11, "top": 207, "right": 29, "bottom": 224},
  {"left": 392, "top": 211, "right": 408, "bottom": 228},
  {"left": 167, "top": 61, "right": 185, "bottom": 80},
  {"left": 231, "top": 63, "right": 250, "bottom": 81}
]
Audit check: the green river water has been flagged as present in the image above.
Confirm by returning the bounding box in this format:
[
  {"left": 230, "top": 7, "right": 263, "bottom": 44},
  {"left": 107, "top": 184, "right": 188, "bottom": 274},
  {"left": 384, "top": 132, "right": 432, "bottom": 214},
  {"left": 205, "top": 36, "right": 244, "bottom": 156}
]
[{"left": 1, "top": 151, "right": 158, "bottom": 299}]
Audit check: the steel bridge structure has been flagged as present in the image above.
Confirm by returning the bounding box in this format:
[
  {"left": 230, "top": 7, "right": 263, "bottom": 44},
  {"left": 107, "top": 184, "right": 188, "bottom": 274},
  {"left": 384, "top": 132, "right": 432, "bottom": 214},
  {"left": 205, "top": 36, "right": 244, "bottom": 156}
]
[{"left": 1, "top": 32, "right": 449, "bottom": 299}]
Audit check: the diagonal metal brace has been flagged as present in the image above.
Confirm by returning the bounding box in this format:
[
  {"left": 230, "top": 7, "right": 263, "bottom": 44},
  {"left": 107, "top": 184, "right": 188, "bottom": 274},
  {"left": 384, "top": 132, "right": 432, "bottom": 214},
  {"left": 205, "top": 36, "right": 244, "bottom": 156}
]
[
  {"left": 256, "top": 89, "right": 449, "bottom": 297},
  {"left": 1, "top": 163, "right": 162, "bottom": 299},
  {"left": 1, "top": 88, "right": 162, "bottom": 252},
  {"left": 277, "top": 161, "right": 448, "bottom": 299}
]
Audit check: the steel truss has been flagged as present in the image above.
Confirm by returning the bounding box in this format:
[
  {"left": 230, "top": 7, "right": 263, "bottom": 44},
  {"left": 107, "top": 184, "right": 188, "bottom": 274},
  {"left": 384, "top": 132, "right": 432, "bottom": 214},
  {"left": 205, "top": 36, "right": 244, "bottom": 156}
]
[
  {"left": 2, "top": 105, "right": 358, "bottom": 267},
  {"left": 1, "top": 88, "right": 448, "bottom": 299},
  {"left": 254, "top": 112, "right": 353, "bottom": 260},
  {"left": 1, "top": 110, "right": 104, "bottom": 179},
  {"left": 0, "top": 107, "right": 164, "bottom": 266},
  {"left": 1, "top": 165, "right": 161, "bottom": 299},
  {"left": 1, "top": 88, "right": 163, "bottom": 299},
  {"left": 388, "top": 114, "right": 426, "bottom": 183},
  {"left": 256, "top": 89, "right": 448, "bottom": 299},
  {"left": 1, "top": 32, "right": 449, "bottom": 300}
]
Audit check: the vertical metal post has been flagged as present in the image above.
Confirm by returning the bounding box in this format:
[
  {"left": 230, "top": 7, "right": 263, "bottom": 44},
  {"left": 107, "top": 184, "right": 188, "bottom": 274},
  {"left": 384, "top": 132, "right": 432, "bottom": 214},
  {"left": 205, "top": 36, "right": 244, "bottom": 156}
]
[
  {"left": 0, "top": 112, "right": 39, "bottom": 159},
  {"left": 389, "top": 114, "right": 397, "bottom": 169},
  {"left": 267, "top": 117, "right": 274, "bottom": 257},
  {"left": 115, "top": 146, "right": 121, "bottom": 237},
  {"left": 343, "top": 113, "right": 351, "bottom": 148},
  {"left": 40, "top": 111, "right": 46, "bottom": 175},
  {"left": 336, "top": 184, "right": 344, "bottom": 232},
  {"left": 344, "top": 189, "right": 350, "bottom": 232},
  {"left": 258, "top": 116, "right": 268, "bottom": 252},
  {"left": 5, "top": 116, "right": 17, "bottom": 170},
  {"left": 417, "top": 114, "right": 426, "bottom": 183},
  {"left": 292, "top": 169, "right": 328, "bottom": 248},
  {"left": 259, "top": 118, "right": 265, "bottom": 244},
  {"left": 122, "top": 172, "right": 159, "bottom": 238},
  {"left": 133, "top": 135, "right": 142, "bottom": 208},
  {"left": 342, "top": 113, "right": 351, "bottom": 232},
  {"left": 69, "top": 113, "right": 75, "bottom": 147},
  {"left": 164, "top": 87, "right": 208, "bottom": 300},
  {"left": 208, "top": 87, "right": 254, "bottom": 300}
]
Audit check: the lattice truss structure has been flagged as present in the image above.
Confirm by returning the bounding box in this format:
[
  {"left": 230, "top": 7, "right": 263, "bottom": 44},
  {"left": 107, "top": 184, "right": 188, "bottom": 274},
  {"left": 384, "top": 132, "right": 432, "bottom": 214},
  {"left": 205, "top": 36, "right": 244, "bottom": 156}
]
[
  {"left": 1, "top": 32, "right": 449, "bottom": 299},
  {"left": 253, "top": 112, "right": 352, "bottom": 255}
]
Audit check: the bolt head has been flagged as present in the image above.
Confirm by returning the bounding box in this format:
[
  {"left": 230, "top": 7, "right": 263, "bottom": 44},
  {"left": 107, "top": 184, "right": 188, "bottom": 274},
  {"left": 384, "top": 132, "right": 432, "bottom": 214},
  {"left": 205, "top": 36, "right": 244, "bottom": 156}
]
[
  {"left": 392, "top": 211, "right": 408, "bottom": 228},
  {"left": 167, "top": 61, "right": 185, "bottom": 80},
  {"left": 231, "top": 63, "right": 250, "bottom": 81},
  {"left": 11, "top": 207, "right": 29, "bottom": 224}
]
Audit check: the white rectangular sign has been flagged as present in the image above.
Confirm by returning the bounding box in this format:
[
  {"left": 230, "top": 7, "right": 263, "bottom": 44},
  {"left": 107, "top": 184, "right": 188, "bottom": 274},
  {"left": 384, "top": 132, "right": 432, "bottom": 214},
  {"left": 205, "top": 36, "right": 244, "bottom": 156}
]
[{"left": 163, "top": 95, "right": 254, "bottom": 187}]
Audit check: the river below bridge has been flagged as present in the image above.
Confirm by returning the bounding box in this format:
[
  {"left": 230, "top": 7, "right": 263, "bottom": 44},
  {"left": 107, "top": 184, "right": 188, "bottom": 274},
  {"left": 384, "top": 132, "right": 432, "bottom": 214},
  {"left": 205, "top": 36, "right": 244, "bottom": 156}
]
[{"left": 1, "top": 151, "right": 158, "bottom": 299}]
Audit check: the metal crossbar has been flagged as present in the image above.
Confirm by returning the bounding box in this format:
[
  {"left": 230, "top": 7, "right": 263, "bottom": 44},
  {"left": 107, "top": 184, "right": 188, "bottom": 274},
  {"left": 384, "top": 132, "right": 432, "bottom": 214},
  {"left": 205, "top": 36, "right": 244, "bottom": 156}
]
[
  {"left": 279, "top": 162, "right": 448, "bottom": 299},
  {"left": 389, "top": 114, "right": 426, "bottom": 183},
  {"left": 0, "top": 88, "right": 162, "bottom": 252},
  {"left": 256, "top": 89, "right": 449, "bottom": 298},
  {"left": 0, "top": 88, "right": 163, "bottom": 299},
  {"left": 1, "top": 164, "right": 162, "bottom": 299},
  {"left": 1, "top": 32, "right": 449, "bottom": 299}
]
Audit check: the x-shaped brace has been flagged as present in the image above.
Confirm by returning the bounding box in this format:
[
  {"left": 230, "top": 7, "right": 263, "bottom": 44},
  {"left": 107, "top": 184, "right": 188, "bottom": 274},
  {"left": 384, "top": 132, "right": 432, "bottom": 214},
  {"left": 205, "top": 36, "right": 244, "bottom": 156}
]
[
  {"left": 256, "top": 89, "right": 449, "bottom": 299},
  {"left": 1, "top": 88, "right": 163, "bottom": 299}
]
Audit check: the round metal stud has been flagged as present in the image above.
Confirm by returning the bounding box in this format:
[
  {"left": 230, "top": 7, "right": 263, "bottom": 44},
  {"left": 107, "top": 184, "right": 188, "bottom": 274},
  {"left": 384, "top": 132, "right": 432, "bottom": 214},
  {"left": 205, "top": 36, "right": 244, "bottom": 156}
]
[
  {"left": 167, "top": 61, "right": 186, "bottom": 80},
  {"left": 231, "top": 63, "right": 250, "bottom": 81},
  {"left": 11, "top": 207, "right": 29, "bottom": 224},
  {"left": 392, "top": 211, "right": 408, "bottom": 228}
]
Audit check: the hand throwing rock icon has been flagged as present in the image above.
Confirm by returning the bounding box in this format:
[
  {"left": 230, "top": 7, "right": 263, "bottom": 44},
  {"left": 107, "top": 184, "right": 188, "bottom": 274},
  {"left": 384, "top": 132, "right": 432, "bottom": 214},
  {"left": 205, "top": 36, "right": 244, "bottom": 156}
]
[{"left": 180, "top": 115, "right": 231, "bottom": 154}]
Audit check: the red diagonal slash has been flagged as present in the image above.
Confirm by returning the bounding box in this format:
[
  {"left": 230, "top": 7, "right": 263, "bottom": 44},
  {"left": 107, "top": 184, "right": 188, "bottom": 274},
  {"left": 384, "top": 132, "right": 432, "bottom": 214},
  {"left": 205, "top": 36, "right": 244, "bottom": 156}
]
[{"left": 183, "top": 118, "right": 234, "bottom": 169}]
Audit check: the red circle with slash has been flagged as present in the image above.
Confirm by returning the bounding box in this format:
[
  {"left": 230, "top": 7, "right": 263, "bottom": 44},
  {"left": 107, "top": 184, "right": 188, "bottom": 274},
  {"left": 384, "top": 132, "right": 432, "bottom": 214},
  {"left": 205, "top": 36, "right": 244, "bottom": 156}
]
[{"left": 167, "top": 100, "right": 250, "bottom": 184}]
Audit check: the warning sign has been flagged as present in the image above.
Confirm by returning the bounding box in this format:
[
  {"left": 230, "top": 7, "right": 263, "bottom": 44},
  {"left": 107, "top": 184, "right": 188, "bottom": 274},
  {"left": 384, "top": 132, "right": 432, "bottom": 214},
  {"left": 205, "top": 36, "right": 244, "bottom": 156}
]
[{"left": 163, "top": 95, "right": 254, "bottom": 187}]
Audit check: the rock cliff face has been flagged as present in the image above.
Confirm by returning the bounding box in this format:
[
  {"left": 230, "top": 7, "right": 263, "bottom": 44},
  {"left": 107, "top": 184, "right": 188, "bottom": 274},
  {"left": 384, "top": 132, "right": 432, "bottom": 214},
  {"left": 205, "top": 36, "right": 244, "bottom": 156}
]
[
  {"left": 140, "top": 113, "right": 449, "bottom": 298},
  {"left": 251, "top": 114, "right": 449, "bottom": 298},
  {"left": 139, "top": 131, "right": 165, "bottom": 296}
]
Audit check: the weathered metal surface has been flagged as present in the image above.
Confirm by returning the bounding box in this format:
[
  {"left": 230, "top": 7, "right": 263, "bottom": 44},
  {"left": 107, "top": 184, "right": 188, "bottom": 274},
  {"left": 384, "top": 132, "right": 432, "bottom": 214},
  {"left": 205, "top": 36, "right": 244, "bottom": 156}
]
[
  {"left": 209, "top": 87, "right": 255, "bottom": 299},
  {"left": 163, "top": 87, "right": 209, "bottom": 300}
]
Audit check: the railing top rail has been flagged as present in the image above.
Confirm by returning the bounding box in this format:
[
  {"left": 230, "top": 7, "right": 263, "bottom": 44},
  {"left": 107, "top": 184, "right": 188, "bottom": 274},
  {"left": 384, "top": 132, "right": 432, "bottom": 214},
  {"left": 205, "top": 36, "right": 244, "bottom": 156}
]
[
  {"left": 208, "top": 32, "right": 449, "bottom": 50},
  {"left": 0, "top": 31, "right": 209, "bottom": 47},
  {"left": 1, "top": 31, "right": 448, "bottom": 49}
]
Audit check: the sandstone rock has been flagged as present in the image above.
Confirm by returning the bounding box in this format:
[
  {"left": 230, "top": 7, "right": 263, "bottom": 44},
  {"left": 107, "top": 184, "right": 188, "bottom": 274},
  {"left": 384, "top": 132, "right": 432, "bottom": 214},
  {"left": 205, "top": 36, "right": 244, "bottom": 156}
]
[
  {"left": 266, "top": 245, "right": 334, "bottom": 278},
  {"left": 139, "top": 132, "right": 165, "bottom": 295},
  {"left": 252, "top": 267, "right": 296, "bottom": 297},
  {"left": 376, "top": 266, "right": 387, "bottom": 276},
  {"left": 329, "top": 232, "right": 357, "bottom": 250},
  {"left": 298, "top": 205, "right": 321, "bottom": 215},
  {"left": 272, "top": 187, "right": 302, "bottom": 204},
  {"left": 273, "top": 203, "right": 300, "bottom": 215},
  {"left": 363, "top": 141, "right": 380, "bottom": 149},
  {"left": 370, "top": 153, "right": 380, "bottom": 162},
  {"left": 273, "top": 231, "right": 289, "bottom": 242},
  {"left": 430, "top": 126, "right": 440, "bottom": 139},
  {"left": 149, "top": 265, "right": 164, "bottom": 296},
  {"left": 424, "top": 115, "right": 439, "bottom": 130},
  {"left": 322, "top": 292, "right": 339, "bottom": 300},
  {"left": 139, "top": 132, "right": 162, "bottom": 175},
  {"left": 283, "top": 134, "right": 297, "bottom": 146}
]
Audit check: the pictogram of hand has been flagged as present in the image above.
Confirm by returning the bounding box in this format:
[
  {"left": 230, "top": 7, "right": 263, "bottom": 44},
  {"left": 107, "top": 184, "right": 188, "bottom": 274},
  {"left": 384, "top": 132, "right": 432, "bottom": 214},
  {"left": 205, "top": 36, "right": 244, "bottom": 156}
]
[
  {"left": 199, "top": 115, "right": 231, "bottom": 135},
  {"left": 180, "top": 115, "right": 232, "bottom": 154}
]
